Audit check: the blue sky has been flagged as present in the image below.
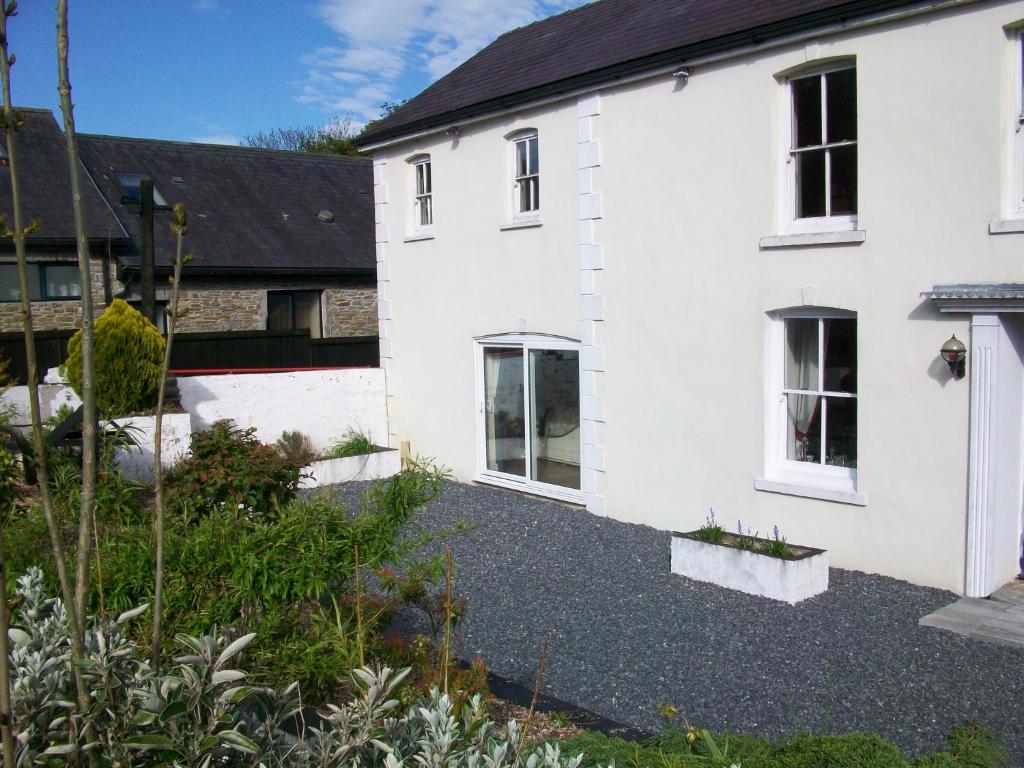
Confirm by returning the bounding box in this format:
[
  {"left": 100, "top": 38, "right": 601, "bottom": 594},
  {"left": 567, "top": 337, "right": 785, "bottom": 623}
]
[{"left": 8, "top": 0, "right": 587, "bottom": 145}]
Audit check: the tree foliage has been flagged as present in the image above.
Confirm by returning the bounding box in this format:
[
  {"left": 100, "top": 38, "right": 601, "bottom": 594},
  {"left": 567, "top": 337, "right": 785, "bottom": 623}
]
[
  {"left": 243, "top": 115, "right": 363, "bottom": 156},
  {"left": 63, "top": 299, "right": 165, "bottom": 418}
]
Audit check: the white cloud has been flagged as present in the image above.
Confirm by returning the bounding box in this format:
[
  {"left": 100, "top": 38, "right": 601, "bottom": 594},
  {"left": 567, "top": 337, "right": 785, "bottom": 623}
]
[
  {"left": 298, "top": 0, "right": 587, "bottom": 123},
  {"left": 193, "top": 133, "right": 241, "bottom": 146}
]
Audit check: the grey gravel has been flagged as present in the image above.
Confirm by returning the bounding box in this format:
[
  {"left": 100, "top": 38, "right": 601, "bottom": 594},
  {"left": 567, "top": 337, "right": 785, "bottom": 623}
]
[{"left": 327, "top": 480, "right": 1024, "bottom": 760}]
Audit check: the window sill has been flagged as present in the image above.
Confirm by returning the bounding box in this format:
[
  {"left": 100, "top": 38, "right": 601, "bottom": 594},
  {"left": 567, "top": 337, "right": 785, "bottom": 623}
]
[
  {"left": 403, "top": 232, "right": 435, "bottom": 243},
  {"left": 754, "top": 477, "right": 867, "bottom": 506},
  {"left": 475, "top": 473, "right": 583, "bottom": 504},
  {"left": 759, "top": 230, "right": 866, "bottom": 249},
  {"left": 989, "top": 218, "right": 1024, "bottom": 235},
  {"left": 499, "top": 218, "right": 542, "bottom": 231}
]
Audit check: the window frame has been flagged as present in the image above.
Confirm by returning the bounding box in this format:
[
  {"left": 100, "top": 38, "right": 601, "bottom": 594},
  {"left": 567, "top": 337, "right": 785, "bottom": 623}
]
[
  {"left": 410, "top": 155, "right": 433, "bottom": 232},
  {"left": 781, "top": 61, "right": 858, "bottom": 234},
  {"left": 265, "top": 289, "right": 323, "bottom": 339},
  {"left": 510, "top": 131, "right": 540, "bottom": 218},
  {"left": 762, "top": 308, "right": 860, "bottom": 497},
  {"left": 1011, "top": 28, "right": 1024, "bottom": 217},
  {"left": 0, "top": 263, "right": 82, "bottom": 303},
  {"left": 474, "top": 332, "right": 582, "bottom": 504}
]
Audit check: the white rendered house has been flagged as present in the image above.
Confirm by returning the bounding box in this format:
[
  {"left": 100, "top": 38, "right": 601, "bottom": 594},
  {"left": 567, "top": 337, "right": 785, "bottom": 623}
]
[{"left": 358, "top": 0, "right": 1024, "bottom": 596}]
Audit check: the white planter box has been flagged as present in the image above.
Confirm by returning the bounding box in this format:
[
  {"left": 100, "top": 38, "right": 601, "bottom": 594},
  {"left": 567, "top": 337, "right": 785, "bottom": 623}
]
[
  {"left": 107, "top": 412, "right": 193, "bottom": 483},
  {"left": 298, "top": 448, "right": 401, "bottom": 489},
  {"left": 670, "top": 531, "right": 829, "bottom": 604}
]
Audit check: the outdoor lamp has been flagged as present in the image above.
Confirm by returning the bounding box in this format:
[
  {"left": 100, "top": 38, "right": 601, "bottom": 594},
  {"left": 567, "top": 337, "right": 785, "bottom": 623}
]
[{"left": 941, "top": 334, "right": 967, "bottom": 379}]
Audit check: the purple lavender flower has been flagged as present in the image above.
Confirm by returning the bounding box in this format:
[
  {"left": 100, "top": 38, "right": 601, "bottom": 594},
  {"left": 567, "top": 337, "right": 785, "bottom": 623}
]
[{"left": 773, "top": 525, "right": 780, "bottom": 541}]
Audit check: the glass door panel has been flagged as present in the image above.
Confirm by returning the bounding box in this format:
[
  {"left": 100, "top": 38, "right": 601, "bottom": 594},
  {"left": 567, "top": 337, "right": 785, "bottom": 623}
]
[
  {"left": 529, "top": 349, "right": 580, "bottom": 489},
  {"left": 483, "top": 347, "right": 525, "bottom": 476}
]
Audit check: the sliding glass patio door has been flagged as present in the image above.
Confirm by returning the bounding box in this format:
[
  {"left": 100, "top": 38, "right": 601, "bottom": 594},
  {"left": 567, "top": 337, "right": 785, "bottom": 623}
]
[{"left": 478, "top": 336, "right": 581, "bottom": 501}]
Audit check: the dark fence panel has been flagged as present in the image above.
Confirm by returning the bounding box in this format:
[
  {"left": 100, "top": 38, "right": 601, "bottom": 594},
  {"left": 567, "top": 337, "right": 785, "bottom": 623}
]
[
  {"left": 0, "top": 330, "right": 76, "bottom": 384},
  {"left": 0, "top": 328, "right": 379, "bottom": 383},
  {"left": 169, "top": 329, "right": 313, "bottom": 370},
  {"left": 310, "top": 336, "right": 379, "bottom": 368}
]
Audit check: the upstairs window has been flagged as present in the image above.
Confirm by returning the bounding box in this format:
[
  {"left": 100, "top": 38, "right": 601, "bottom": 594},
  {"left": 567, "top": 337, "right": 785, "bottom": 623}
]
[
  {"left": 788, "top": 66, "right": 857, "bottom": 229},
  {"left": 513, "top": 132, "right": 539, "bottom": 215},
  {"left": 1014, "top": 30, "right": 1024, "bottom": 214},
  {"left": 413, "top": 156, "right": 433, "bottom": 228},
  {"left": 0, "top": 264, "right": 81, "bottom": 302}
]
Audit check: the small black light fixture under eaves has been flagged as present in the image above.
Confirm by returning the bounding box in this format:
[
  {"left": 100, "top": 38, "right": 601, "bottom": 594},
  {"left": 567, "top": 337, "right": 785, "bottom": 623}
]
[{"left": 941, "top": 334, "right": 967, "bottom": 379}]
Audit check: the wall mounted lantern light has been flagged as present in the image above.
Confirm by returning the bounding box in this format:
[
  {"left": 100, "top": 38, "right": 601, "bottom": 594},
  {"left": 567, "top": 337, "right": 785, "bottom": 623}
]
[{"left": 940, "top": 334, "right": 967, "bottom": 379}]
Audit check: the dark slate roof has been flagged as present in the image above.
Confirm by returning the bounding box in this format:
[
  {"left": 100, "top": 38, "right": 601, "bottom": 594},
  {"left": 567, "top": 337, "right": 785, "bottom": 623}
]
[
  {"left": 0, "top": 108, "right": 127, "bottom": 243},
  {"left": 359, "top": 0, "right": 926, "bottom": 146},
  {"left": 77, "top": 134, "right": 374, "bottom": 275}
]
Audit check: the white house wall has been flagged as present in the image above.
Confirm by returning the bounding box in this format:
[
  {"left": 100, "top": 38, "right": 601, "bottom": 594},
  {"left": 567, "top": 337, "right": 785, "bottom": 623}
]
[
  {"left": 376, "top": 101, "right": 581, "bottom": 481},
  {"left": 373, "top": 1, "right": 1024, "bottom": 592}
]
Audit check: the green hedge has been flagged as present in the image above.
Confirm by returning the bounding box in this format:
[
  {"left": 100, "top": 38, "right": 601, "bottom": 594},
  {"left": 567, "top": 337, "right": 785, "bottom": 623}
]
[{"left": 560, "top": 723, "right": 1009, "bottom": 768}]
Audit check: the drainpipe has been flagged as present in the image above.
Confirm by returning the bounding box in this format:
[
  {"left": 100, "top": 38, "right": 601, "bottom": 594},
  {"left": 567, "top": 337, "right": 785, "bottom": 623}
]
[{"left": 140, "top": 177, "right": 155, "bottom": 323}]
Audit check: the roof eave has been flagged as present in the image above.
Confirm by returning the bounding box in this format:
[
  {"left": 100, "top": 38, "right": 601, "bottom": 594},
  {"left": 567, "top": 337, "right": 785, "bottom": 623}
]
[{"left": 357, "top": 0, "right": 959, "bottom": 149}]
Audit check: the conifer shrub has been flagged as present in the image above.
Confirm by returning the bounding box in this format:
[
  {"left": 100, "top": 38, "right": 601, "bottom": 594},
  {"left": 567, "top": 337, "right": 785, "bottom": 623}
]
[{"left": 63, "top": 298, "right": 165, "bottom": 417}]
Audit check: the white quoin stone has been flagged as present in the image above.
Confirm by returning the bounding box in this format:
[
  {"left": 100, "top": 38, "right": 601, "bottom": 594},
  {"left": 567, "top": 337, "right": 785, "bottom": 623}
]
[{"left": 670, "top": 533, "right": 829, "bottom": 604}]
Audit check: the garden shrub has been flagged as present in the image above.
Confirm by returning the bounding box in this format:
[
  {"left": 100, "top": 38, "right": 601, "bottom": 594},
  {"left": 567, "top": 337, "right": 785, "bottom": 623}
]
[
  {"left": 329, "top": 428, "right": 375, "bottom": 457},
  {"left": 276, "top": 428, "right": 317, "bottom": 465},
  {"left": 4, "top": 568, "right": 576, "bottom": 767},
  {"left": 167, "top": 419, "right": 301, "bottom": 519},
  {"left": 13, "top": 460, "right": 452, "bottom": 699},
  {"left": 562, "top": 725, "right": 1010, "bottom": 768},
  {"left": 63, "top": 298, "right": 165, "bottom": 417}
]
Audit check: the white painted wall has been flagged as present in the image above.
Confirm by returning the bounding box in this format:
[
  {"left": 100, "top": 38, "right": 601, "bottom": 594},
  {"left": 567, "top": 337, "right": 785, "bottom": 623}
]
[
  {"left": 373, "top": 1, "right": 1024, "bottom": 592},
  {"left": 178, "top": 368, "right": 387, "bottom": 452},
  {"left": 108, "top": 413, "right": 192, "bottom": 482},
  {"left": 2, "top": 384, "right": 81, "bottom": 428}
]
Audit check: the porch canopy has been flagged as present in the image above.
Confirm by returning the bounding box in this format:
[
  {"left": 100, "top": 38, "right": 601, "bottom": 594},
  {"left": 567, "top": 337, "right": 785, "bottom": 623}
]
[{"left": 922, "top": 283, "right": 1024, "bottom": 312}]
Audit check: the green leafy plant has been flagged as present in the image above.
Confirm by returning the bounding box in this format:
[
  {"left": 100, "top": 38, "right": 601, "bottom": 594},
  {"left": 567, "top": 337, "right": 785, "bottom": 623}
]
[
  {"left": 329, "top": 428, "right": 376, "bottom": 458},
  {"left": 62, "top": 298, "right": 165, "bottom": 418},
  {"left": 276, "top": 429, "right": 317, "bottom": 466},
  {"left": 167, "top": 420, "right": 301, "bottom": 521},
  {"left": 692, "top": 507, "right": 724, "bottom": 544},
  {"left": 4, "top": 568, "right": 590, "bottom": 767},
  {"left": 757, "top": 525, "right": 792, "bottom": 559},
  {"left": 734, "top": 520, "right": 758, "bottom": 551}
]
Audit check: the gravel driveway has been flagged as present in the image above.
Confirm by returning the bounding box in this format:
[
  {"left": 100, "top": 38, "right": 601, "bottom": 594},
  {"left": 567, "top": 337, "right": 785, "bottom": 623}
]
[{"left": 328, "top": 480, "right": 1024, "bottom": 760}]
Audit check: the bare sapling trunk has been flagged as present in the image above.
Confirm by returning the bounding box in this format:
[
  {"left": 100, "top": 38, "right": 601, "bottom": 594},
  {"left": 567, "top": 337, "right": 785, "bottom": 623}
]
[
  {"left": 0, "top": 527, "right": 14, "bottom": 768},
  {"left": 0, "top": 0, "right": 84, "bottom": 677},
  {"left": 55, "top": 0, "right": 98, "bottom": 642},
  {"left": 150, "top": 204, "right": 188, "bottom": 669}
]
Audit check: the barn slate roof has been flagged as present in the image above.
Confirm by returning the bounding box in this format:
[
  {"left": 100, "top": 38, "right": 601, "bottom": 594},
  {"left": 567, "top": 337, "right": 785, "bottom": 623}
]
[
  {"left": 0, "top": 108, "right": 127, "bottom": 243},
  {"left": 77, "top": 133, "right": 374, "bottom": 275},
  {"left": 358, "top": 0, "right": 928, "bottom": 146}
]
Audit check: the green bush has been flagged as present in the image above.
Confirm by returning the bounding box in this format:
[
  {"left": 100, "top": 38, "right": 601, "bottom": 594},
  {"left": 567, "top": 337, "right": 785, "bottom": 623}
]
[
  {"left": 167, "top": 420, "right": 301, "bottom": 520},
  {"left": 561, "top": 725, "right": 1010, "bottom": 768},
  {"left": 329, "top": 428, "right": 376, "bottom": 458},
  {"left": 6, "top": 460, "right": 449, "bottom": 699},
  {"left": 5, "top": 569, "right": 573, "bottom": 767},
  {"left": 62, "top": 298, "right": 165, "bottom": 417}
]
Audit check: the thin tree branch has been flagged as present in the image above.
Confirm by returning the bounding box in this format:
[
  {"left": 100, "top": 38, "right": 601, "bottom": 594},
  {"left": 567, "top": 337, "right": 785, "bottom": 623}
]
[{"left": 150, "top": 203, "right": 187, "bottom": 670}]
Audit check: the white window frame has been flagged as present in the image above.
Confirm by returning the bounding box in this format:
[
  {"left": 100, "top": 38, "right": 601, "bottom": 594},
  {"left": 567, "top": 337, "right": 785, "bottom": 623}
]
[
  {"left": 781, "top": 62, "right": 858, "bottom": 235},
  {"left": 1011, "top": 28, "right": 1024, "bottom": 218},
  {"left": 473, "top": 332, "right": 582, "bottom": 504},
  {"left": 759, "top": 308, "right": 865, "bottom": 504},
  {"left": 411, "top": 155, "right": 433, "bottom": 231},
  {"left": 511, "top": 131, "right": 540, "bottom": 219}
]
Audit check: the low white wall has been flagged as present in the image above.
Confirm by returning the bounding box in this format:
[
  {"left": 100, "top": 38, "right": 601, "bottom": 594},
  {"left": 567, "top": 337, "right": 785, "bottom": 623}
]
[
  {"left": 2, "top": 384, "right": 82, "bottom": 429},
  {"left": 108, "top": 413, "right": 192, "bottom": 482},
  {"left": 298, "top": 449, "right": 401, "bottom": 489},
  {"left": 178, "top": 368, "right": 387, "bottom": 452}
]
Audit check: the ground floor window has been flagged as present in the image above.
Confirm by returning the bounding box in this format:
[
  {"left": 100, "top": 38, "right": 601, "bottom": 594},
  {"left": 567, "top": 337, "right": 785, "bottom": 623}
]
[
  {"left": 0, "top": 263, "right": 82, "bottom": 302},
  {"left": 476, "top": 334, "right": 581, "bottom": 499},
  {"left": 267, "top": 290, "right": 322, "bottom": 339}
]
